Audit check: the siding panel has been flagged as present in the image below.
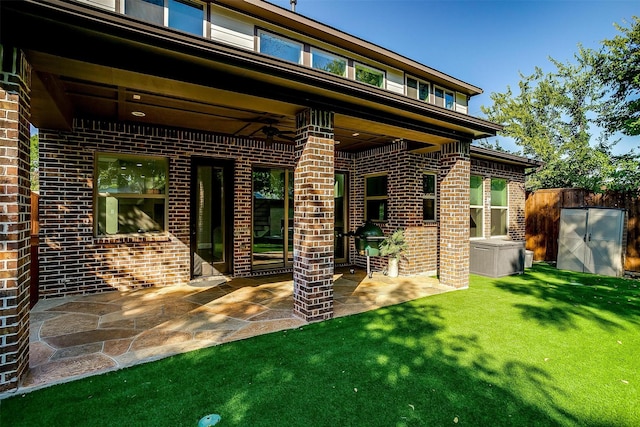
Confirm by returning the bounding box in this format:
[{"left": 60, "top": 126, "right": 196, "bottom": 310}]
[{"left": 210, "top": 7, "right": 255, "bottom": 50}]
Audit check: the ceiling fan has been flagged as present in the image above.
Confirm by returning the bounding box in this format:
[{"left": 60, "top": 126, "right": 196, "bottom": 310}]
[{"left": 259, "top": 123, "right": 296, "bottom": 144}]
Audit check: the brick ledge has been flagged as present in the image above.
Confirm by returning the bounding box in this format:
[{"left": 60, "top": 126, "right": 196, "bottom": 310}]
[{"left": 94, "top": 233, "right": 172, "bottom": 244}]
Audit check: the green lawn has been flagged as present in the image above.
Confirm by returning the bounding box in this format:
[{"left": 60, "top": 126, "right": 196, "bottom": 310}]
[{"left": 1, "top": 263, "right": 638, "bottom": 426}]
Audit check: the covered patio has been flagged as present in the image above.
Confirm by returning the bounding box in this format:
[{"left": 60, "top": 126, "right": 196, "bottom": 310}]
[
  {"left": 21, "top": 267, "right": 448, "bottom": 394},
  {"left": 0, "top": 0, "right": 516, "bottom": 393}
]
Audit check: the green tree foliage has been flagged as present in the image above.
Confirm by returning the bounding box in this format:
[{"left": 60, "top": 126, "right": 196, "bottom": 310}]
[
  {"left": 481, "top": 18, "right": 640, "bottom": 193},
  {"left": 590, "top": 16, "right": 640, "bottom": 136},
  {"left": 30, "top": 133, "right": 39, "bottom": 191},
  {"left": 318, "top": 58, "right": 346, "bottom": 76}
]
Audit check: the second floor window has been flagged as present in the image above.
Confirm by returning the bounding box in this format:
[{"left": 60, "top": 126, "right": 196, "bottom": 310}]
[
  {"left": 312, "top": 48, "right": 347, "bottom": 77},
  {"left": 355, "top": 63, "right": 385, "bottom": 88},
  {"left": 407, "top": 77, "right": 430, "bottom": 102},
  {"left": 434, "top": 86, "right": 455, "bottom": 110},
  {"left": 125, "top": 0, "right": 204, "bottom": 36},
  {"left": 258, "top": 31, "right": 303, "bottom": 64}
]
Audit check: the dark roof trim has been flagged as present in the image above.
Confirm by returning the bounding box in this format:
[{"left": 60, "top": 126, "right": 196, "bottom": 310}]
[
  {"left": 10, "top": 0, "right": 501, "bottom": 139},
  {"left": 471, "top": 145, "right": 544, "bottom": 168}
]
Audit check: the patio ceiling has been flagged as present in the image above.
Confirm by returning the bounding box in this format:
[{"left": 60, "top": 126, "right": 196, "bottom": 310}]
[{"left": 2, "top": 0, "right": 502, "bottom": 153}]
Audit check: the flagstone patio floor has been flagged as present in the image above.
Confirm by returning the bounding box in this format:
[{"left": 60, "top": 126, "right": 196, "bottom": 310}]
[{"left": 7, "top": 267, "right": 450, "bottom": 397}]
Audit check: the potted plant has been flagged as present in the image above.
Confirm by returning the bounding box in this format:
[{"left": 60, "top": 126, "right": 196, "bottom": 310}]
[{"left": 379, "top": 228, "right": 408, "bottom": 278}]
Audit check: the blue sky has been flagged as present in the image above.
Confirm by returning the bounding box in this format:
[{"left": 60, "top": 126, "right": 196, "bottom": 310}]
[{"left": 268, "top": 0, "right": 638, "bottom": 155}]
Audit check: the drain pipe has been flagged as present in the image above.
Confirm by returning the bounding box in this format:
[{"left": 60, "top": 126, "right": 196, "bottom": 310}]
[{"left": 290, "top": 0, "right": 297, "bottom": 12}]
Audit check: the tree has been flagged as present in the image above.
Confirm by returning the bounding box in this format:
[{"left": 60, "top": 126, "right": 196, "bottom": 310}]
[
  {"left": 482, "top": 61, "right": 608, "bottom": 191},
  {"left": 481, "top": 35, "right": 640, "bottom": 192},
  {"left": 30, "top": 133, "right": 39, "bottom": 192},
  {"left": 590, "top": 16, "right": 640, "bottom": 136}
]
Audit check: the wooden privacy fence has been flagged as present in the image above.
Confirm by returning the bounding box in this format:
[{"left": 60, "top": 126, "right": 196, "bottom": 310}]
[{"left": 526, "top": 188, "right": 640, "bottom": 272}]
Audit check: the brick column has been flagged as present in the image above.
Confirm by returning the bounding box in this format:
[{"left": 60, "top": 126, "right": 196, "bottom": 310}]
[
  {"left": 0, "top": 46, "right": 32, "bottom": 392},
  {"left": 293, "top": 109, "right": 335, "bottom": 322},
  {"left": 439, "top": 141, "right": 470, "bottom": 288},
  {"left": 508, "top": 180, "right": 526, "bottom": 241}
]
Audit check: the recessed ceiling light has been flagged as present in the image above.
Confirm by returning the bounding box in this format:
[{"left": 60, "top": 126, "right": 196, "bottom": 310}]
[
  {"left": 132, "top": 94, "right": 141, "bottom": 100},
  {"left": 352, "top": 132, "right": 360, "bottom": 137},
  {"left": 131, "top": 111, "right": 146, "bottom": 117},
  {"left": 335, "top": 140, "right": 341, "bottom": 145}
]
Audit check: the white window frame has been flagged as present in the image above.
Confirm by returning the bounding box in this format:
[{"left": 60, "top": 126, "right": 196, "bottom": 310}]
[
  {"left": 123, "top": 0, "right": 206, "bottom": 37},
  {"left": 434, "top": 85, "right": 455, "bottom": 110},
  {"left": 257, "top": 29, "right": 303, "bottom": 64},
  {"left": 490, "top": 178, "right": 509, "bottom": 237},
  {"left": 470, "top": 175, "right": 484, "bottom": 239},
  {"left": 406, "top": 75, "right": 431, "bottom": 103},
  {"left": 354, "top": 62, "right": 386, "bottom": 89},
  {"left": 311, "top": 48, "right": 347, "bottom": 77},
  {"left": 422, "top": 171, "right": 437, "bottom": 221}
]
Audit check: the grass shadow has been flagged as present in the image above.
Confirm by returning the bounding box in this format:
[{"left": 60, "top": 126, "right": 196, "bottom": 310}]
[
  {"left": 2, "top": 265, "right": 638, "bottom": 426},
  {"left": 493, "top": 263, "right": 640, "bottom": 331}
]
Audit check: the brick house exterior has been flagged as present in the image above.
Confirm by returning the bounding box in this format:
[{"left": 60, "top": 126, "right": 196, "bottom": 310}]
[{"left": 0, "top": 0, "right": 540, "bottom": 391}]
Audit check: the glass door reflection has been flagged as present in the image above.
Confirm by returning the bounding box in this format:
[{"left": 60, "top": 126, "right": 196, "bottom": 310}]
[{"left": 252, "top": 168, "right": 293, "bottom": 269}]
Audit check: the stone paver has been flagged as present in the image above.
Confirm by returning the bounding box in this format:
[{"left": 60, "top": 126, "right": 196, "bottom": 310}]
[{"left": 5, "top": 268, "right": 449, "bottom": 397}]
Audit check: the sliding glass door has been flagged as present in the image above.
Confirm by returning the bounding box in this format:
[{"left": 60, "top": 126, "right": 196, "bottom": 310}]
[
  {"left": 334, "top": 172, "right": 348, "bottom": 263},
  {"left": 252, "top": 168, "right": 348, "bottom": 270},
  {"left": 252, "top": 168, "right": 293, "bottom": 270}
]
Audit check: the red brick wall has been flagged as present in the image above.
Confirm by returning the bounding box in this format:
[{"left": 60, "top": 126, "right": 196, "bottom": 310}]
[
  {"left": 37, "top": 119, "right": 529, "bottom": 300},
  {"left": 352, "top": 142, "right": 440, "bottom": 276},
  {"left": 439, "top": 142, "right": 471, "bottom": 288},
  {"left": 292, "top": 109, "right": 335, "bottom": 321},
  {"left": 38, "top": 119, "right": 297, "bottom": 297},
  {"left": 0, "top": 49, "right": 32, "bottom": 392}
]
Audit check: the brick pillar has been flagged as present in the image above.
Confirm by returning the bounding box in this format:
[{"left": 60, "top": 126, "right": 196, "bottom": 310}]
[
  {"left": 293, "top": 109, "right": 335, "bottom": 322},
  {"left": 439, "top": 141, "right": 470, "bottom": 288},
  {"left": 508, "top": 180, "right": 526, "bottom": 241},
  {"left": 0, "top": 46, "right": 32, "bottom": 392}
]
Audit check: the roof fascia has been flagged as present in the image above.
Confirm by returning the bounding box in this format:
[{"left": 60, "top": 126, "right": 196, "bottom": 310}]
[{"left": 471, "top": 145, "right": 543, "bottom": 167}]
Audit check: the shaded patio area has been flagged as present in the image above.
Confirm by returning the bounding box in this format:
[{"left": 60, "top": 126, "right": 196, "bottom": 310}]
[{"left": 20, "top": 267, "right": 450, "bottom": 394}]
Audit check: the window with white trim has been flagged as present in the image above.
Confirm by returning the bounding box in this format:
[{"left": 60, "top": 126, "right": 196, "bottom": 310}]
[
  {"left": 365, "top": 173, "right": 388, "bottom": 222},
  {"left": 434, "top": 86, "right": 455, "bottom": 110},
  {"left": 311, "top": 48, "right": 347, "bottom": 77},
  {"left": 124, "top": 0, "right": 204, "bottom": 36},
  {"left": 355, "top": 63, "right": 385, "bottom": 88},
  {"left": 95, "top": 153, "right": 168, "bottom": 235},
  {"left": 470, "top": 175, "right": 483, "bottom": 238},
  {"left": 490, "top": 178, "right": 508, "bottom": 236},
  {"left": 258, "top": 30, "right": 303, "bottom": 64},
  {"left": 407, "top": 76, "right": 430, "bottom": 103},
  {"left": 422, "top": 172, "right": 437, "bottom": 221}
]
